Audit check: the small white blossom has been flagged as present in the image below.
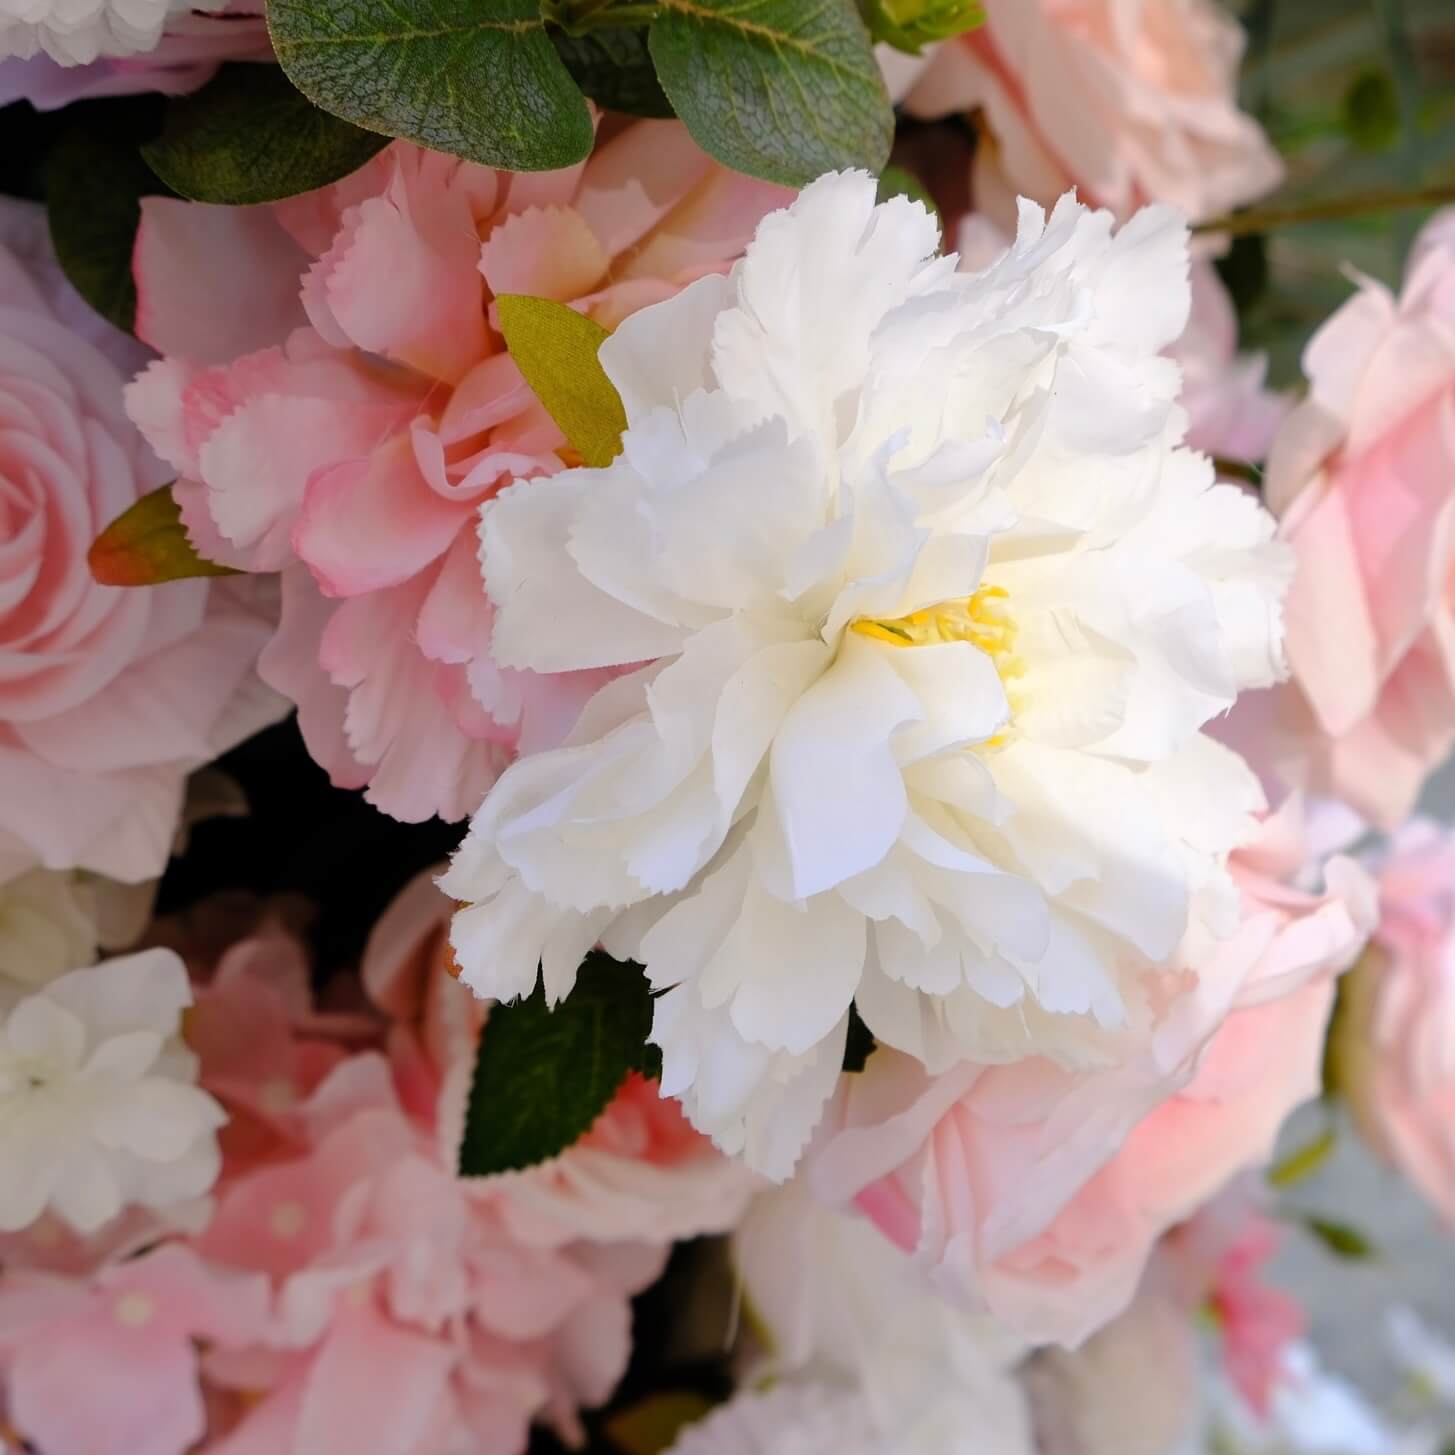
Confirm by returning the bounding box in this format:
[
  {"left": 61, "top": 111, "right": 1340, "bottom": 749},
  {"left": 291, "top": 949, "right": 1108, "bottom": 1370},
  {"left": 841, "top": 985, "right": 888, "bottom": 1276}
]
[
  {"left": 0, "top": 0, "right": 220, "bottom": 67},
  {"left": 0, "top": 947, "right": 224, "bottom": 1234},
  {"left": 444, "top": 171, "right": 1289, "bottom": 1176}
]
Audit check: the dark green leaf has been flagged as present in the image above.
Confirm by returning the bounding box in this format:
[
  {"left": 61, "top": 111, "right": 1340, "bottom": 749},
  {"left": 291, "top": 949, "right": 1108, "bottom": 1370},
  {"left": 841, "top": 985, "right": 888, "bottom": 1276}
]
[
  {"left": 45, "top": 126, "right": 168, "bottom": 333},
  {"left": 550, "top": 25, "right": 676, "bottom": 117},
  {"left": 89, "top": 485, "right": 241, "bottom": 586},
  {"left": 1302, "top": 1215, "right": 1375, "bottom": 1261},
  {"left": 268, "top": 0, "right": 595, "bottom": 172},
  {"left": 648, "top": 0, "right": 893, "bottom": 185},
  {"left": 876, "top": 163, "right": 939, "bottom": 221},
  {"left": 497, "top": 294, "right": 628, "bottom": 468},
  {"left": 1342, "top": 68, "right": 1401, "bottom": 152},
  {"left": 458, "top": 951, "right": 658, "bottom": 1177},
  {"left": 142, "top": 64, "right": 388, "bottom": 205}
]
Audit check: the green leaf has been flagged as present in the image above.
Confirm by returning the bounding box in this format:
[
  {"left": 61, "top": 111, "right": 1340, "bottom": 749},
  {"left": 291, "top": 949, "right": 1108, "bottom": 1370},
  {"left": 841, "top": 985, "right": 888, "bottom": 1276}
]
[
  {"left": 89, "top": 485, "right": 240, "bottom": 586},
  {"left": 648, "top": 0, "right": 893, "bottom": 186},
  {"left": 496, "top": 294, "right": 628, "bottom": 468},
  {"left": 876, "top": 163, "right": 939, "bottom": 221},
  {"left": 268, "top": 0, "right": 595, "bottom": 172},
  {"left": 458, "top": 951, "right": 658, "bottom": 1177},
  {"left": 46, "top": 126, "right": 167, "bottom": 333},
  {"left": 141, "top": 64, "right": 389, "bottom": 205},
  {"left": 1269, "top": 1126, "right": 1336, "bottom": 1188},
  {"left": 1342, "top": 68, "right": 1402, "bottom": 152},
  {"left": 550, "top": 25, "right": 676, "bottom": 117},
  {"left": 604, "top": 1392, "right": 714, "bottom": 1455},
  {"left": 862, "top": 0, "right": 985, "bottom": 54},
  {"left": 1302, "top": 1215, "right": 1376, "bottom": 1261}
]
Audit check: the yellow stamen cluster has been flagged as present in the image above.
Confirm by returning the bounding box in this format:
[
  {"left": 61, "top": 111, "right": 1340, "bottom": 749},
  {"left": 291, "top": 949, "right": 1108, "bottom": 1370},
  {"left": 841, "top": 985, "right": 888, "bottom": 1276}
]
[{"left": 851, "top": 585, "right": 1024, "bottom": 743}]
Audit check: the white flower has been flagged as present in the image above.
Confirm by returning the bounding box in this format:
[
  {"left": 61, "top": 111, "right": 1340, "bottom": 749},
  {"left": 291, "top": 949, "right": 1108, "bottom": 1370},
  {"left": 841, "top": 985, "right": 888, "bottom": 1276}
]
[
  {"left": 706, "top": 1180, "right": 1035, "bottom": 1455},
  {"left": 0, "top": 0, "right": 219, "bottom": 65},
  {"left": 0, "top": 947, "right": 224, "bottom": 1233},
  {"left": 444, "top": 171, "right": 1289, "bottom": 1176},
  {"left": 0, "top": 869, "right": 98, "bottom": 1002}
]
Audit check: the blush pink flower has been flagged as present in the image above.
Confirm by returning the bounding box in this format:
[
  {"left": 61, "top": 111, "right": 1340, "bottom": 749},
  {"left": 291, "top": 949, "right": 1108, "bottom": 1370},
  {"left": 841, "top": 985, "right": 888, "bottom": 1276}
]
[
  {"left": 1339, "top": 820, "right": 1455, "bottom": 1226},
  {"left": 0, "top": 1244, "right": 270, "bottom": 1455},
  {"left": 194, "top": 1053, "right": 666, "bottom": 1455},
  {"left": 0, "top": 196, "right": 282, "bottom": 884},
  {"left": 810, "top": 801, "right": 1375, "bottom": 1346},
  {"left": 904, "top": 0, "right": 1282, "bottom": 227},
  {"left": 125, "top": 125, "right": 789, "bottom": 823},
  {"left": 1262, "top": 212, "right": 1455, "bottom": 828},
  {"left": 362, "top": 869, "right": 758, "bottom": 1246}
]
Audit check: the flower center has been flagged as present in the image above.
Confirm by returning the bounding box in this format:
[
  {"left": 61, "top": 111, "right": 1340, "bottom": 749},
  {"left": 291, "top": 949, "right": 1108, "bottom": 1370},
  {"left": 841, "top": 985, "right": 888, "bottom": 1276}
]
[{"left": 851, "top": 586, "right": 1023, "bottom": 745}]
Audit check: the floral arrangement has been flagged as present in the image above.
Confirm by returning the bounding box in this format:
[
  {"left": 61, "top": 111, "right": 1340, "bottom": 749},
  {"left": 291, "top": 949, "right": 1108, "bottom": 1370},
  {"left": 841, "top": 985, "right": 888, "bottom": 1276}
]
[{"left": 2, "top": 0, "right": 1455, "bottom": 1451}]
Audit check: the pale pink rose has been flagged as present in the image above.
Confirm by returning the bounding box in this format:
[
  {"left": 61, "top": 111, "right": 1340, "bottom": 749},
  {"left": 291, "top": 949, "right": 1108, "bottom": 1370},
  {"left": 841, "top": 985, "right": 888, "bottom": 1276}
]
[
  {"left": 0, "top": 196, "right": 282, "bottom": 885},
  {"left": 1342, "top": 820, "right": 1455, "bottom": 1225},
  {"left": 362, "top": 869, "right": 759, "bottom": 1247},
  {"left": 194, "top": 1053, "right": 666, "bottom": 1455},
  {"left": 126, "top": 125, "right": 790, "bottom": 823},
  {"left": 904, "top": 0, "right": 1283, "bottom": 227},
  {"left": 1174, "top": 261, "right": 1288, "bottom": 465},
  {"left": 0, "top": 1245, "right": 270, "bottom": 1455},
  {"left": 810, "top": 801, "right": 1375, "bottom": 1346},
  {"left": 0, "top": 13, "right": 272, "bottom": 110},
  {"left": 1261, "top": 214, "right": 1455, "bottom": 828}
]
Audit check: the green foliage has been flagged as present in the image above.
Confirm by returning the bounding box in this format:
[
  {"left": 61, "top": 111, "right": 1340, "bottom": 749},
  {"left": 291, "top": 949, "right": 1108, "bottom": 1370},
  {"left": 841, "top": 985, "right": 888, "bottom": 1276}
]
[
  {"left": 1268, "top": 1126, "right": 1336, "bottom": 1188},
  {"left": 89, "top": 486, "right": 240, "bottom": 587},
  {"left": 876, "top": 163, "right": 939, "bottom": 221},
  {"left": 497, "top": 294, "right": 629, "bottom": 468},
  {"left": 142, "top": 64, "right": 388, "bottom": 204},
  {"left": 1302, "top": 1215, "right": 1376, "bottom": 1261},
  {"left": 550, "top": 26, "right": 675, "bottom": 118},
  {"left": 458, "top": 952, "right": 660, "bottom": 1177},
  {"left": 268, "top": 0, "right": 596, "bottom": 172},
  {"left": 862, "top": 0, "right": 985, "bottom": 55},
  {"left": 1342, "top": 68, "right": 1402, "bottom": 151},
  {"left": 45, "top": 126, "right": 166, "bottom": 333},
  {"left": 649, "top": 0, "right": 892, "bottom": 185}
]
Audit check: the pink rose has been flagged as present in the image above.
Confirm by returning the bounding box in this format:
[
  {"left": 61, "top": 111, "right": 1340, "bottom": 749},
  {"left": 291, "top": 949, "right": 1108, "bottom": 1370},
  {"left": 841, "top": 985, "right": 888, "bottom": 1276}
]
[
  {"left": 126, "top": 124, "right": 790, "bottom": 823},
  {"left": 1341, "top": 821, "right": 1455, "bottom": 1225},
  {"left": 1262, "top": 213, "right": 1455, "bottom": 828},
  {"left": 362, "top": 869, "right": 759, "bottom": 1247},
  {"left": 810, "top": 801, "right": 1374, "bottom": 1345},
  {"left": 0, "top": 197, "right": 281, "bottom": 884},
  {"left": 905, "top": 0, "right": 1282, "bottom": 226}
]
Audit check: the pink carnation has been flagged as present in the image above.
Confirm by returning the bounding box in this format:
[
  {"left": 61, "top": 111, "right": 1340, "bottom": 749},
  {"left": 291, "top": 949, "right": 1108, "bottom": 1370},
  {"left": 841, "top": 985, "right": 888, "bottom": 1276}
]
[
  {"left": 363, "top": 870, "right": 759, "bottom": 1247},
  {"left": 0, "top": 197, "right": 281, "bottom": 884},
  {"left": 1343, "top": 821, "right": 1455, "bottom": 1225},
  {"left": 904, "top": 0, "right": 1283, "bottom": 226},
  {"left": 1262, "top": 211, "right": 1455, "bottom": 828},
  {"left": 126, "top": 124, "right": 789, "bottom": 823},
  {"left": 810, "top": 801, "right": 1374, "bottom": 1346}
]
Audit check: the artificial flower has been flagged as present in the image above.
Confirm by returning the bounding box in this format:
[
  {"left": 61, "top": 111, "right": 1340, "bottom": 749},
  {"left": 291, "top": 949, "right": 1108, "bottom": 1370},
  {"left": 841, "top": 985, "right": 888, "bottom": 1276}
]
[
  {"left": 443, "top": 169, "right": 1290, "bottom": 1177},
  {"left": 0, "top": 11, "right": 271, "bottom": 108},
  {"left": 0, "top": 0, "right": 228, "bottom": 65},
  {"left": 0, "top": 948, "right": 224, "bottom": 1234},
  {"left": 0, "top": 196, "right": 281, "bottom": 883},
  {"left": 363, "top": 868, "right": 759, "bottom": 1245},
  {"left": 194, "top": 1052, "right": 666, "bottom": 1455},
  {"left": 1260, "top": 210, "right": 1455, "bottom": 828},
  {"left": 126, "top": 124, "right": 789, "bottom": 822},
  {"left": 0, "top": 868, "right": 99, "bottom": 999},
  {"left": 808, "top": 800, "right": 1374, "bottom": 1343},
  {"left": 1337, "top": 821, "right": 1455, "bottom": 1225},
  {"left": 0, "top": 1245, "right": 270, "bottom": 1455},
  {"left": 904, "top": 0, "right": 1283, "bottom": 227}
]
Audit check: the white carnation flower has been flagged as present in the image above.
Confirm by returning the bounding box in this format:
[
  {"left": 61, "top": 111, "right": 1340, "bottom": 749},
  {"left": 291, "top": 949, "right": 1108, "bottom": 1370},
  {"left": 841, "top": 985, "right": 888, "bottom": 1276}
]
[
  {"left": 0, "top": 947, "right": 224, "bottom": 1233},
  {"left": 443, "top": 171, "right": 1289, "bottom": 1176},
  {"left": 0, "top": 0, "right": 219, "bottom": 66}
]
